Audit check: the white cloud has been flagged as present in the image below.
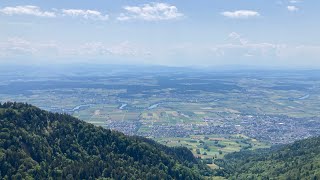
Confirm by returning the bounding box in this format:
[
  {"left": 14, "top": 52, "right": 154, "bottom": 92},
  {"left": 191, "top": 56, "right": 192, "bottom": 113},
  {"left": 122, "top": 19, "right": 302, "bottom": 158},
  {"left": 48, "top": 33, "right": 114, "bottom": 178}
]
[
  {"left": 1, "top": 36, "right": 320, "bottom": 67},
  {"left": 211, "top": 33, "right": 284, "bottom": 58},
  {"left": 276, "top": 45, "right": 320, "bottom": 59},
  {"left": 211, "top": 42, "right": 278, "bottom": 58},
  {"left": 62, "top": 9, "right": 109, "bottom": 21},
  {"left": 209, "top": 33, "right": 320, "bottom": 65},
  {"left": 0, "top": 6, "right": 109, "bottom": 21},
  {"left": 0, "top": 37, "right": 38, "bottom": 57},
  {"left": 287, "top": 6, "right": 299, "bottom": 12},
  {"left": 0, "top": 37, "right": 150, "bottom": 58},
  {"left": 228, "top": 32, "right": 249, "bottom": 45},
  {"left": 0, "top": 5, "right": 56, "bottom": 17},
  {"left": 117, "top": 3, "right": 184, "bottom": 21},
  {"left": 289, "top": 0, "right": 302, "bottom": 4},
  {"left": 77, "top": 41, "right": 150, "bottom": 57},
  {"left": 221, "top": 10, "right": 260, "bottom": 19},
  {"left": 277, "top": 0, "right": 302, "bottom": 5}
]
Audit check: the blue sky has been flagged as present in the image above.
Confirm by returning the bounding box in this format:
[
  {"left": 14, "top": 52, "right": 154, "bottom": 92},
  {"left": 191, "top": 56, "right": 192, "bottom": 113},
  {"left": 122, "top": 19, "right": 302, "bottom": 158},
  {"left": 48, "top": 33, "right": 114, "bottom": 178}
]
[{"left": 0, "top": 0, "right": 319, "bottom": 68}]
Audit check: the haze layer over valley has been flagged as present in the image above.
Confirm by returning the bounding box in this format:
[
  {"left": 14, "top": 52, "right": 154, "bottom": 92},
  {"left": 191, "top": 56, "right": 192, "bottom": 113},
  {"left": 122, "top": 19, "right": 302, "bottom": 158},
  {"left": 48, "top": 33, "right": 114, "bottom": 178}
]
[{"left": 1, "top": 65, "right": 320, "bottom": 163}]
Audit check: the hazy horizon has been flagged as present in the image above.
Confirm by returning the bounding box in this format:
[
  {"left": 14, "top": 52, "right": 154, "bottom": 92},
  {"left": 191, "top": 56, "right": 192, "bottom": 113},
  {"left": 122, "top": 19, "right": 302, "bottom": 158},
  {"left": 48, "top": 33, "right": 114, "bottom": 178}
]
[{"left": 1, "top": 0, "right": 320, "bottom": 68}]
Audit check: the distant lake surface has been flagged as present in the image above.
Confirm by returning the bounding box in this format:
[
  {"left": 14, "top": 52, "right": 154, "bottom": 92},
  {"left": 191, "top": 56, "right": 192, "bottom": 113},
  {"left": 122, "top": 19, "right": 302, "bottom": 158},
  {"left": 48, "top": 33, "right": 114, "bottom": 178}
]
[
  {"left": 119, "top": 104, "right": 127, "bottom": 110},
  {"left": 73, "top": 104, "right": 93, "bottom": 111},
  {"left": 299, "top": 94, "right": 310, "bottom": 100},
  {"left": 148, "top": 104, "right": 159, "bottom": 110}
]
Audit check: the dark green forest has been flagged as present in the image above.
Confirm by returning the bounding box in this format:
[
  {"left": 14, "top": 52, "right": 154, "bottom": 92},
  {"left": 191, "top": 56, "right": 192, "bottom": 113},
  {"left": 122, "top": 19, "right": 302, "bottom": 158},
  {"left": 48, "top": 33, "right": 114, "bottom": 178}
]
[
  {"left": 214, "top": 137, "right": 320, "bottom": 179},
  {"left": 0, "top": 102, "right": 211, "bottom": 180},
  {"left": 2, "top": 102, "right": 320, "bottom": 180}
]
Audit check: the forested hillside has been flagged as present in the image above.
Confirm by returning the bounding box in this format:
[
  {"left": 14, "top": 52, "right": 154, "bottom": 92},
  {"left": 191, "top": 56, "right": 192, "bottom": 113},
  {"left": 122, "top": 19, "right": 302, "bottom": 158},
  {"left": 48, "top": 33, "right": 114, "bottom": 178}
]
[
  {"left": 0, "top": 102, "right": 211, "bottom": 179},
  {"left": 214, "top": 137, "right": 320, "bottom": 179},
  {"left": 3, "top": 101, "right": 320, "bottom": 180}
]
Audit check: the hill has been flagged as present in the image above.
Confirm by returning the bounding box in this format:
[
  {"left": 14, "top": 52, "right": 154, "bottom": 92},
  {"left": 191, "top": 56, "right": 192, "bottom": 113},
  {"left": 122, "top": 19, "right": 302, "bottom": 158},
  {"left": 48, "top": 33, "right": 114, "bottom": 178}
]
[
  {"left": 214, "top": 136, "right": 320, "bottom": 179},
  {"left": 0, "top": 102, "right": 211, "bottom": 179}
]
